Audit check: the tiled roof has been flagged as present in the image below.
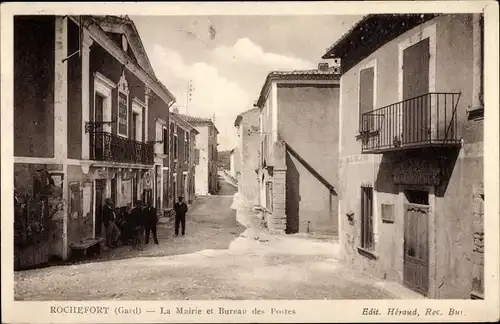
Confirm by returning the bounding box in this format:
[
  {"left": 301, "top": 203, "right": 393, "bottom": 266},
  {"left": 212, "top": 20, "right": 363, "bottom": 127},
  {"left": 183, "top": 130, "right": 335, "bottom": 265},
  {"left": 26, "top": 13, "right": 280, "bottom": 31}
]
[
  {"left": 234, "top": 107, "right": 260, "bottom": 127},
  {"left": 177, "top": 114, "right": 213, "bottom": 124},
  {"left": 176, "top": 113, "right": 219, "bottom": 134},
  {"left": 267, "top": 69, "right": 340, "bottom": 78},
  {"left": 170, "top": 113, "right": 199, "bottom": 134},
  {"left": 321, "top": 14, "right": 440, "bottom": 73},
  {"left": 255, "top": 68, "right": 340, "bottom": 108}
]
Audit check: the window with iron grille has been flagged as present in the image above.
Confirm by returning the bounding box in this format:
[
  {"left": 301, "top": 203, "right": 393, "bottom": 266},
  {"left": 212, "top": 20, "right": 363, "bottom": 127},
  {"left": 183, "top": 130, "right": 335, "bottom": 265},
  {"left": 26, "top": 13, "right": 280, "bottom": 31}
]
[{"left": 360, "top": 185, "right": 374, "bottom": 250}]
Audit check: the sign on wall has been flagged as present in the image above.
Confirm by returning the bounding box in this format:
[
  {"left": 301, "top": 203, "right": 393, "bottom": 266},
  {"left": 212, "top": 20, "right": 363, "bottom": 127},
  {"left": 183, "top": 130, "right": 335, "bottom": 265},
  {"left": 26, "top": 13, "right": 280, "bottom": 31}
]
[
  {"left": 117, "top": 71, "right": 130, "bottom": 137},
  {"left": 118, "top": 92, "right": 128, "bottom": 136},
  {"left": 392, "top": 158, "right": 440, "bottom": 186}
]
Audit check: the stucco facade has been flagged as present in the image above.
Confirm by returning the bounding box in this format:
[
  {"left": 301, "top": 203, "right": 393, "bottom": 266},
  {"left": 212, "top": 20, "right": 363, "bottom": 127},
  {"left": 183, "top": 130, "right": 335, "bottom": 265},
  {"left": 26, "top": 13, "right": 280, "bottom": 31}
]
[
  {"left": 255, "top": 68, "right": 341, "bottom": 236},
  {"left": 324, "top": 14, "right": 484, "bottom": 299},
  {"left": 13, "top": 15, "right": 175, "bottom": 269},
  {"left": 234, "top": 108, "right": 261, "bottom": 209},
  {"left": 229, "top": 148, "right": 241, "bottom": 179},
  {"left": 168, "top": 112, "right": 198, "bottom": 206},
  {"left": 178, "top": 116, "right": 219, "bottom": 195}
]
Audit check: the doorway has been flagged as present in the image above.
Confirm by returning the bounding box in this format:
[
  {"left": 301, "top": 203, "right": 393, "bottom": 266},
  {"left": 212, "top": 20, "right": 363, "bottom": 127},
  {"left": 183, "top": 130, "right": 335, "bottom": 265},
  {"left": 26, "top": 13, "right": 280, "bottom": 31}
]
[
  {"left": 94, "top": 179, "right": 106, "bottom": 237},
  {"left": 403, "top": 189, "right": 430, "bottom": 296}
]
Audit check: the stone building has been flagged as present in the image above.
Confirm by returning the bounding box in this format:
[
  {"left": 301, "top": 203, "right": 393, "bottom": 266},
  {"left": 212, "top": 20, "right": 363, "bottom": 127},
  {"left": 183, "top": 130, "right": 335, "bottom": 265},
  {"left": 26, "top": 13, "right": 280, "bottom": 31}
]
[
  {"left": 322, "top": 14, "right": 484, "bottom": 298},
  {"left": 13, "top": 15, "right": 175, "bottom": 269},
  {"left": 178, "top": 115, "right": 219, "bottom": 195},
  {"left": 254, "top": 65, "right": 341, "bottom": 236},
  {"left": 168, "top": 110, "right": 199, "bottom": 205},
  {"left": 234, "top": 108, "right": 261, "bottom": 210},
  {"left": 229, "top": 147, "right": 240, "bottom": 179}
]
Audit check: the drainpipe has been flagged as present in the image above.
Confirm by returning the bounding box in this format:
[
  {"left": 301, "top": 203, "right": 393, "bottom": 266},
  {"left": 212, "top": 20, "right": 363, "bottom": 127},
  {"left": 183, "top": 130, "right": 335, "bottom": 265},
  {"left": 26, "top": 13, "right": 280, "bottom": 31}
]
[{"left": 472, "top": 14, "right": 483, "bottom": 110}]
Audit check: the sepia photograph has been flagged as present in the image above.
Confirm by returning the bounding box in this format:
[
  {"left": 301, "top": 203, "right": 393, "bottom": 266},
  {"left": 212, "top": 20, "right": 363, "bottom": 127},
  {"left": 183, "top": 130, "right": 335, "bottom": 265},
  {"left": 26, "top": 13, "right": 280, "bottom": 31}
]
[{"left": 1, "top": 1, "right": 499, "bottom": 323}]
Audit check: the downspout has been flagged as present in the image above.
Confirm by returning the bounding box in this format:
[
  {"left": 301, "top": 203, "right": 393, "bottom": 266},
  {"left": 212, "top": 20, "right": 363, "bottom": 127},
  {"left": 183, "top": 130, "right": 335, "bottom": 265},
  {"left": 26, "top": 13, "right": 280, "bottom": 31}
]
[{"left": 469, "top": 14, "right": 484, "bottom": 119}]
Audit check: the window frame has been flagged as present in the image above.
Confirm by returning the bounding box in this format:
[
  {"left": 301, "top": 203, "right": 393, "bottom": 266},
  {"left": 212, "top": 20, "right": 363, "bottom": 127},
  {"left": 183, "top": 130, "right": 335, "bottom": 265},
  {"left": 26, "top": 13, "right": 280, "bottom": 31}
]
[
  {"left": 357, "top": 59, "right": 377, "bottom": 132},
  {"left": 117, "top": 72, "right": 130, "bottom": 138},
  {"left": 93, "top": 72, "right": 115, "bottom": 134},
  {"left": 360, "top": 185, "right": 374, "bottom": 251}
]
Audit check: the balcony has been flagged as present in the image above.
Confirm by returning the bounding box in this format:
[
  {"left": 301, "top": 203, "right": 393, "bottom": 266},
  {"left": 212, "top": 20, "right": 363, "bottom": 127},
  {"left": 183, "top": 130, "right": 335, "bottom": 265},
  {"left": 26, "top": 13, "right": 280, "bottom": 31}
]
[
  {"left": 90, "top": 131, "right": 154, "bottom": 165},
  {"left": 359, "top": 92, "right": 462, "bottom": 154}
]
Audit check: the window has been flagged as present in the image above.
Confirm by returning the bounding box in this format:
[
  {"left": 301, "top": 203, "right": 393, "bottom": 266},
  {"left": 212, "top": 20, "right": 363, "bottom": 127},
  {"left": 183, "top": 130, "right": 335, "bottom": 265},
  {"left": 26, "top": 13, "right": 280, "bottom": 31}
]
[
  {"left": 93, "top": 72, "right": 115, "bottom": 133},
  {"left": 360, "top": 186, "right": 374, "bottom": 251},
  {"left": 185, "top": 134, "right": 190, "bottom": 163},
  {"left": 132, "top": 99, "right": 145, "bottom": 142},
  {"left": 117, "top": 72, "right": 130, "bottom": 137},
  {"left": 118, "top": 92, "right": 128, "bottom": 136},
  {"left": 381, "top": 203, "right": 395, "bottom": 223},
  {"left": 194, "top": 148, "right": 200, "bottom": 165},
  {"left": 404, "top": 189, "right": 429, "bottom": 205},
  {"left": 173, "top": 126, "right": 178, "bottom": 160},
  {"left": 163, "top": 127, "right": 168, "bottom": 155},
  {"left": 132, "top": 112, "right": 139, "bottom": 140},
  {"left": 359, "top": 66, "right": 375, "bottom": 131}
]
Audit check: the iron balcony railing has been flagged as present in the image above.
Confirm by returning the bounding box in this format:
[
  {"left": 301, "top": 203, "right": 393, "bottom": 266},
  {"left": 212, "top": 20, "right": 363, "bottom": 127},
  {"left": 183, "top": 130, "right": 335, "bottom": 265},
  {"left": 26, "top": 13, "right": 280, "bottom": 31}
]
[
  {"left": 360, "top": 92, "right": 462, "bottom": 153},
  {"left": 90, "top": 131, "right": 154, "bottom": 165}
]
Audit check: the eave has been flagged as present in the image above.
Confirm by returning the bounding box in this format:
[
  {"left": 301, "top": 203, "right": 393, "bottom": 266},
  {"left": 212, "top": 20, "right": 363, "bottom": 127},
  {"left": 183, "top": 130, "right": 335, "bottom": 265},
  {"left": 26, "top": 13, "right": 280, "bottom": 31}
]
[
  {"left": 71, "top": 16, "right": 176, "bottom": 107},
  {"left": 322, "top": 14, "right": 440, "bottom": 74}
]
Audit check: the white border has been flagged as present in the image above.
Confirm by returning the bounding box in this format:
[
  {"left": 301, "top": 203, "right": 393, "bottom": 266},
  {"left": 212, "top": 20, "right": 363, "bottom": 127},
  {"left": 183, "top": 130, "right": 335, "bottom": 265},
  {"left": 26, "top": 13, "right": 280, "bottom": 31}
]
[{"left": 2, "top": 3, "right": 499, "bottom": 324}]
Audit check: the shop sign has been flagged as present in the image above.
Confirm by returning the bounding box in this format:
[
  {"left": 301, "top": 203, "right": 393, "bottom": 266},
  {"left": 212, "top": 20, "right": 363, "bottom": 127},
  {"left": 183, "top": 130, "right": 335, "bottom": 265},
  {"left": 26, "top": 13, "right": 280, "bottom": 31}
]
[{"left": 392, "top": 158, "right": 440, "bottom": 186}]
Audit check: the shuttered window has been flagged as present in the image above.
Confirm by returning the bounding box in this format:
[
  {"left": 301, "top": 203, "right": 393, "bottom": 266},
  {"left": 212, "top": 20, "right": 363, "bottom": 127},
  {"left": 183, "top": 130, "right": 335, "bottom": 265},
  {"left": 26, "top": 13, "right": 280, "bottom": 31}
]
[
  {"left": 163, "top": 127, "right": 168, "bottom": 155},
  {"left": 360, "top": 185, "right": 374, "bottom": 250},
  {"left": 359, "top": 67, "right": 375, "bottom": 131},
  {"left": 194, "top": 148, "right": 200, "bottom": 165}
]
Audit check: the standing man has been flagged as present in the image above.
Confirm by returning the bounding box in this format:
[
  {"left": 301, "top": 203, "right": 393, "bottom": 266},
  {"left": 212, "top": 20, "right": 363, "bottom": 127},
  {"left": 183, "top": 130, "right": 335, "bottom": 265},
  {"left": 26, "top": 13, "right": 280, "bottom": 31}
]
[
  {"left": 102, "top": 198, "right": 120, "bottom": 248},
  {"left": 130, "top": 200, "right": 145, "bottom": 250},
  {"left": 174, "top": 196, "right": 188, "bottom": 237},
  {"left": 144, "top": 200, "right": 159, "bottom": 245}
]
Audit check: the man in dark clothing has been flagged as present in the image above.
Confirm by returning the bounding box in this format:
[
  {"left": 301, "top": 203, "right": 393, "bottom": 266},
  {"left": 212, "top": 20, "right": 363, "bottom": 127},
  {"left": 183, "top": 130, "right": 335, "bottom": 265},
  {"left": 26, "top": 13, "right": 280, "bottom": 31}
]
[
  {"left": 102, "top": 198, "right": 120, "bottom": 247},
  {"left": 144, "top": 201, "right": 159, "bottom": 245},
  {"left": 129, "top": 200, "right": 145, "bottom": 250},
  {"left": 174, "top": 196, "right": 188, "bottom": 237}
]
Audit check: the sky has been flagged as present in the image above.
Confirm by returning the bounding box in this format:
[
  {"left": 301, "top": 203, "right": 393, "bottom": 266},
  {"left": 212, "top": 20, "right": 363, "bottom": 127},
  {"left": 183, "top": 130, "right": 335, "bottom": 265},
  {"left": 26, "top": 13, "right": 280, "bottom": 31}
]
[{"left": 131, "top": 15, "right": 362, "bottom": 150}]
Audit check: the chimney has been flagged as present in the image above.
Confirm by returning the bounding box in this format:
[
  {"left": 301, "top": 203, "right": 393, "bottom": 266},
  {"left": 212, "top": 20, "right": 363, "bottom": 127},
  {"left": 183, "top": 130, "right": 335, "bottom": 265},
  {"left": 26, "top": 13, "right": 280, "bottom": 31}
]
[
  {"left": 173, "top": 107, "right": 179, "bottom": 114},
  {"left": 318, "top": 62, "right": 329, "bottom": 71}
]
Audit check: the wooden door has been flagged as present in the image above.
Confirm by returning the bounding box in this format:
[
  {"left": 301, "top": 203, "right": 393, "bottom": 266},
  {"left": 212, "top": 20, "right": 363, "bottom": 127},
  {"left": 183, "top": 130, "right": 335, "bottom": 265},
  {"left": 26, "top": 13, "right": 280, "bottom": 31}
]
[
  {"left": 402, "top": 38, "right": 430, "bottom": 145},
  {"left": 404, "top": 203, "right": 430, "bottom": 296},
  {"left": 94, "top": 179, "right": 106, "bottom": 237}
]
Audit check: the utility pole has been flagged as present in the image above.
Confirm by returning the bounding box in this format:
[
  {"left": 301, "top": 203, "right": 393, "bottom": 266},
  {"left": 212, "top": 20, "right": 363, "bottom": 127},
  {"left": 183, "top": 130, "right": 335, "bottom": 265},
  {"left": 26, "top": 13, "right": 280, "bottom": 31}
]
[{"left": 186, "top": 80, "right": 193, "bottom": 115}]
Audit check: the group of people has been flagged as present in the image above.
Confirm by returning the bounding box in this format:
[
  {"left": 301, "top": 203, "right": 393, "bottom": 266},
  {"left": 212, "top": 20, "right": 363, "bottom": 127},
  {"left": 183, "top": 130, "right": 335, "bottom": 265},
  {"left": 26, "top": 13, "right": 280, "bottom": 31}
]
[{"left": 101, "top": 196, "right": 189, "bottom": 250}]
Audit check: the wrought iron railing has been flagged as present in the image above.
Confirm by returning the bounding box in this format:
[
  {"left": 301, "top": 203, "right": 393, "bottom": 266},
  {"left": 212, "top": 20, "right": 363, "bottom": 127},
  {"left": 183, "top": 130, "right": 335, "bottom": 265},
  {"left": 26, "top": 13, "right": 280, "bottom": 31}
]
[
  {"left": 360, "top": 92, "right": 461, "bottom": 153},
  {"left": 90, "top": 131, "right": 154, "bottom": 165}
]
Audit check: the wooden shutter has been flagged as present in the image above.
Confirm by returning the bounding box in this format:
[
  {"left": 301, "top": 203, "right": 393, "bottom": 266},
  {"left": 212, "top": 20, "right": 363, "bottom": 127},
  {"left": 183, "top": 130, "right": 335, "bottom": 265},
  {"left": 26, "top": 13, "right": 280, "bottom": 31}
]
[
  {"left": 163, "top": 128, "right": 168, "bottom": 154},
  {"left": 359, "top": 68, "right": 374, "bottom": 114},
  {"left": 403, "top": 38, "right": 430, "bottom": 100}
]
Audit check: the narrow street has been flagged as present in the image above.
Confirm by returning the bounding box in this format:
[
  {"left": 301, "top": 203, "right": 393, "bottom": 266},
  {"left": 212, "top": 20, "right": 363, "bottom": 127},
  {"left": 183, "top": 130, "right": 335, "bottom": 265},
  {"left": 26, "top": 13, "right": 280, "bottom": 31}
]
[{"left": 14, "top": 176, "right": 394, "bottom": 301}]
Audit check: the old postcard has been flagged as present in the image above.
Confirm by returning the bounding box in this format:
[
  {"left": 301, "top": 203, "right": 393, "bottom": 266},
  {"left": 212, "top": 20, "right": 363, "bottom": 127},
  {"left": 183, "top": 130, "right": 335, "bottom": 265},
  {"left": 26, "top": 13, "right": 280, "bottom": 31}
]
[{"left": 1, "top": 1, "right": 499, "bottom": 323}]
